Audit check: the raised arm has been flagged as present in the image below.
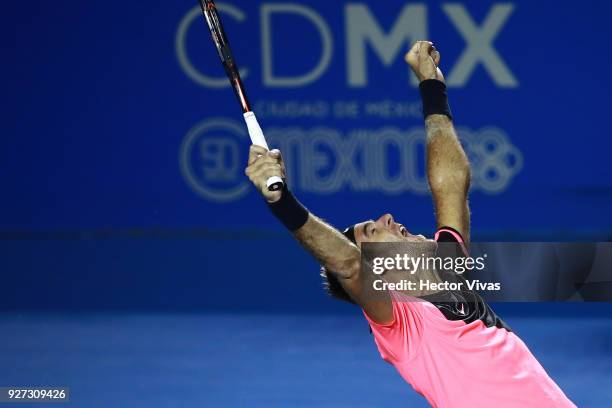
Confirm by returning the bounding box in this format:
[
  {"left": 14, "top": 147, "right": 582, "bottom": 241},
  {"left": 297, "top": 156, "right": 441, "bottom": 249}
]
[
  {"left": 406, "top": 41, "right": 471, "bottom": 242},
  {"left": 245, "top": 145, "right": 391, "bottom": 321}
]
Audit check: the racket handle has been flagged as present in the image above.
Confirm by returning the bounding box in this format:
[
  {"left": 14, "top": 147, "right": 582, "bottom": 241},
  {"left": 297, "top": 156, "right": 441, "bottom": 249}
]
[{"left": 243, "top": 112, "right": 284, "bottom": 192}]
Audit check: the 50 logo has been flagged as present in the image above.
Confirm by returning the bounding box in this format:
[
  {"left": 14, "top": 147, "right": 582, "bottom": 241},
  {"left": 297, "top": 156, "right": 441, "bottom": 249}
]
[{"left": 179, "top": 118, "right": 251, "bottom": 202}]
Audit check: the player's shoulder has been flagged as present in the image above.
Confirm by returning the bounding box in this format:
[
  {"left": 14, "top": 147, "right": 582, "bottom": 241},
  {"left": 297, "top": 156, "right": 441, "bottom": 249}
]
[{"left": 434, "top": 226, "right": 468, "bottom": 257}]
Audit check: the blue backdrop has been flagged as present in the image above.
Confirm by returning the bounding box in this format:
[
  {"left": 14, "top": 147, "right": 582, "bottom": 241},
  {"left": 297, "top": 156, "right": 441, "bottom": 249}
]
[{"left": 2, "top": 0, "right": 612, "bottom": 310}]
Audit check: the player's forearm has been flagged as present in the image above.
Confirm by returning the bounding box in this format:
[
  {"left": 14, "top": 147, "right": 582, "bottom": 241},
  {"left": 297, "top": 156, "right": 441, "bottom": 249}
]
[
  {"left": 244, "top": 145, "right": 360, "bottom": 278},
  {"left": 405, "top": 42, "right": 471, "bottom": 196},
  {"left": 293, "top": 214, "right": 360, "bottom": 279},
  {"left": 425, "top": 114, "right": 471, "bottom": 195}
]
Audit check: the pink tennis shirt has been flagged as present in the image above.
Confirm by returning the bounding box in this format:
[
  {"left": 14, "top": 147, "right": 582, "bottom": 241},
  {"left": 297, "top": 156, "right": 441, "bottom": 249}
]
[{"left": 363, "top": 227, "right": 576, "bottom": 407}]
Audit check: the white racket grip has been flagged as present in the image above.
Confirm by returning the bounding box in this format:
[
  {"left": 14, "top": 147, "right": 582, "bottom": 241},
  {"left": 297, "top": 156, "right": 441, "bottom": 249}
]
[
  {"left": 243, "top": 111, "right": 284, "bottom": 191},
  {"left": 243, "top": 111, "right": 268, "bottom": 149}
]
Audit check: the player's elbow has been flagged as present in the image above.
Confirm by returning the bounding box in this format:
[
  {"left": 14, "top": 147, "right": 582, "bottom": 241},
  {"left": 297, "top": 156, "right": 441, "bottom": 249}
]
[{"left": 428, "top": 160, "right": 471, "bottom": 196}]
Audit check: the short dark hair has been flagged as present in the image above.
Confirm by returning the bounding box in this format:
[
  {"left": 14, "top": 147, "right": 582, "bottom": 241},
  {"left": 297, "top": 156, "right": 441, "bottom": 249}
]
[{"left": 320, "top": 225, "right": 358, "bottom": 304}]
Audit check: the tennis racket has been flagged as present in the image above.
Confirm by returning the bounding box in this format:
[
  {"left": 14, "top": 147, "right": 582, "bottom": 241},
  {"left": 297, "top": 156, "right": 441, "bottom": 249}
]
[{"left": 198, "top": 0, "right": 283, "bottom": 192}]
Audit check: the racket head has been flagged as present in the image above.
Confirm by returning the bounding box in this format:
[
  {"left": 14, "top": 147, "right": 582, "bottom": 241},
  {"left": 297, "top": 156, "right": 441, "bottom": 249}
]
[
  {"left": 200, "top": 1, "right": 229, "bottom": 64},
  {"left": 198, "top": 0, "right": 251, "bottom": 112}
]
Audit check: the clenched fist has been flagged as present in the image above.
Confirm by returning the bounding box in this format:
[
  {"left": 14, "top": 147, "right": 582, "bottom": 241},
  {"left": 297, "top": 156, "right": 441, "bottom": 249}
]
[
  {"left": 245, "top": 145, "right": 286, "bottom": 203},
  {"left": 405, "top": 41, "right": 445, "bottom": 83}
]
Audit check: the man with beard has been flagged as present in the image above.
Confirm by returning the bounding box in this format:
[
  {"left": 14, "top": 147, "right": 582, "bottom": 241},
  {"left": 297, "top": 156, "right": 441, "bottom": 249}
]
[{"left": 245, "top": 41, "right": 575, "bottom": 407}]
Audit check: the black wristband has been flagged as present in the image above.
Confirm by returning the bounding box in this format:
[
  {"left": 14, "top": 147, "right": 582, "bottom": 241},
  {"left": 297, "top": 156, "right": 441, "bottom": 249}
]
[
  {"left": 267, "top": 185, "right": 309, "bottom": 231},
  {"left": 419, "top": 79, "right": 452, "bottom": 120}
]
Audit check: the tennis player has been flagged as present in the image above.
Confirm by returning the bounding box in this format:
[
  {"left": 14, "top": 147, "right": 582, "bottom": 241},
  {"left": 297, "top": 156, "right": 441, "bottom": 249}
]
[{"left": 245, "top": 41, "right": 575, "bottom": 407}]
